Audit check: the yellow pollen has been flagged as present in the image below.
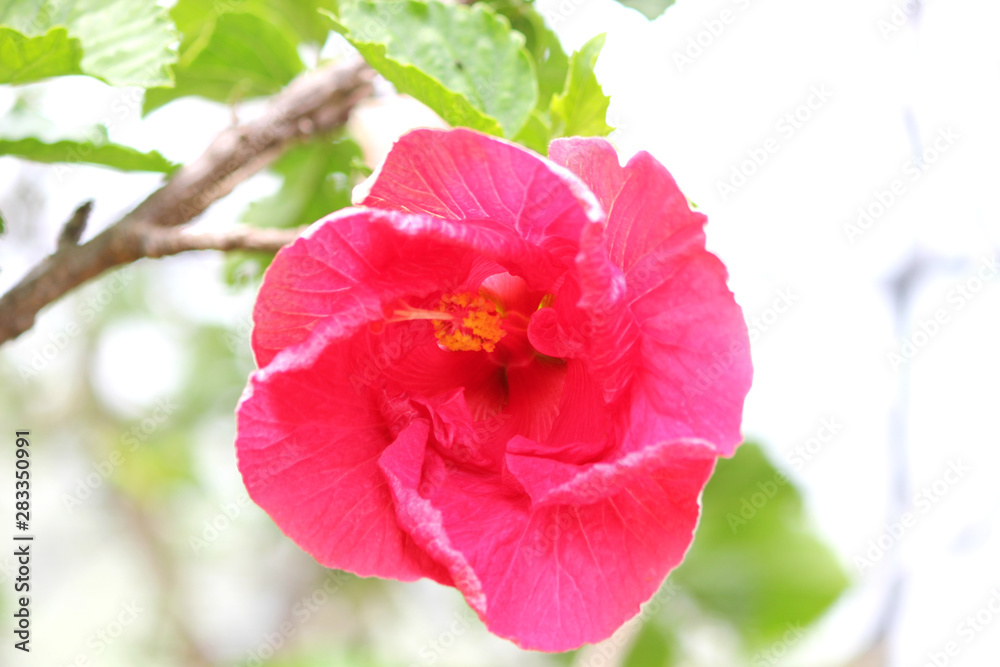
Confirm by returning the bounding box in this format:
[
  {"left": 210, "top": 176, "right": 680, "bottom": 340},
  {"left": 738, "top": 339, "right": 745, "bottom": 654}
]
[{"left": 432, "top": 292, "right": 506, "bottom": 352}]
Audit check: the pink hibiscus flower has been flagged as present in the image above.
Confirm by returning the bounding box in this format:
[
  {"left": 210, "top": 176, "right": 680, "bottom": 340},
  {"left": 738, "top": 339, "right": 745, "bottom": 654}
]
[{"left": 236, "top": 128, "right": 752, "bottom": 651}]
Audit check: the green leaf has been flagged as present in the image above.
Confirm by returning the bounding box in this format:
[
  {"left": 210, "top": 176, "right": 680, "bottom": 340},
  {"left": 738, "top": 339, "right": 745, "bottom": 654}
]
[
  {"left": 329, "top": 0, "right": 537, "bottom": 137},
  {"left": 512, "top": 109, "right": 550, "bottom": 154},
  {"left": 0, "top": 136, "right": 177, "bottom": 173},
  {"left": 143, "top": 7, "right": 304, "bottom": 113},
  {"left": 623, "top": 622, "right": 679, "bottom": 667},
  {"left": 485, "top": 0, "right": 568, "bottom": 111},
  {"left": 0, "top": 26, "right": 83, "bottom": 84},
  {"left": 613, "top": 0, "right": 676, "bottom": 20},
  {"left": 0, "top": 0, "right": 178, "bottom": 87},
  {"left": 673, "top": 443, "right": 849, "bottom": 647},
  {"left": 550, "top": 33, "right": 613, "bottom": 138},
  {"left": 248, "top": 0, "right": 339, "bottom": 44}
]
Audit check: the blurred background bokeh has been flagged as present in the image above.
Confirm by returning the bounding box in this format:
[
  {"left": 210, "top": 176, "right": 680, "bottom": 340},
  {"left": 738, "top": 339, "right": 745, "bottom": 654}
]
[{"left": 2, "top": 0, "right": 999, "bottom": 665}]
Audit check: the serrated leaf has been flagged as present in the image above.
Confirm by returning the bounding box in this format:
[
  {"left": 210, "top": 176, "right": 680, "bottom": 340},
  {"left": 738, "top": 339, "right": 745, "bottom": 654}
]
[
  {"left": 0, "top": 137, "right": 177, "bottom": 173},
  {"left": 486, "top": 0, "right": 568, "bottom": 111},
  {"left": 613, "top": 0, "right": 676, "bottom": 20},
  {"left": 0, "top": 26, "right": 83, "bottom": 84},
  {"left": 143, "top": 8, "right": 304, "bottom": 113},
  {"left": 673, "top": 443, "right": 849, "bottom": 647},
  {"left": 550, "top": 33, "right": 613, "bottom": 138},
  {"left": 329, "top": 0, "right": 537, "bottom": 137},
  {"left": 0, "top": 0, "right": 178, "bottom": 87}
]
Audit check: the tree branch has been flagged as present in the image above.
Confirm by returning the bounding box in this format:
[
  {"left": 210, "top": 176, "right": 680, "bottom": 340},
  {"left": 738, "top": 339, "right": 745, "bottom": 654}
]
[{"left": 0, "top": 58, "right": 374, "bottom": 346}]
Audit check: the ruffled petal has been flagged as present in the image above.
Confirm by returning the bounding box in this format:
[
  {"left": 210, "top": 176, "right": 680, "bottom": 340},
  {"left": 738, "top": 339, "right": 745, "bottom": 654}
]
[
  {"left": 236, "top": 318, "right": 450, "bottom": 582},
  {"left": 549, "top": 138, "right": 705, "bottom": 275},
  {"left": 550, "top": 137, "right": 752, "bottom": 455},
  {"left": 358, "top": 128, "right": 604, "bottom": 261},
  {"left": 627, "top": 250, "right": 753, "bottom": 455},
  {"left": 251, "top": 208, "right": 475, "bottom": 366},
  {"left": 397, "top": 438, "right": 715, "bottom": 651}
]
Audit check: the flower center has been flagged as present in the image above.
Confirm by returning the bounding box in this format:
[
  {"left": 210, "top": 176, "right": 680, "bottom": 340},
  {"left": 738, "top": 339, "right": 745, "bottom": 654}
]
[
  {"left": 389, "top": 291, "right": 507, "bottom": 353},
  {"left": 433, "top": 292, "right": 506, "bottom": 352}
]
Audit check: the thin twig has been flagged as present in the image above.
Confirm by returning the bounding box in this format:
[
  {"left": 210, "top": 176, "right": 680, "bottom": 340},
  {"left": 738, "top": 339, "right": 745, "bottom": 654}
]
[
  {"left": 0, "top": 58, "right": 374, "bottom": 345},
  {"left": 57, "top": 200, "right": 93, "bottom": 248}
]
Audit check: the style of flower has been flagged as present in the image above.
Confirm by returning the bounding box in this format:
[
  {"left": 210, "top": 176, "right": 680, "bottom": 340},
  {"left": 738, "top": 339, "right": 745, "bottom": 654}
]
[{"left": 236, "top": 128, "right": 752, "bottom": 651}]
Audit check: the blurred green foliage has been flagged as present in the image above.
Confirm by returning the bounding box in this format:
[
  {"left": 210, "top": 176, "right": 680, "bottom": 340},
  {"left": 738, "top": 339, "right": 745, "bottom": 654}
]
[
  {"left": 144, "top": 1, "right": 305, "bottom": 113},
  {"left": 0, "top": 0, "right": 176, "bottom": 86},
  {"left": 673, "top": 443, "right": 850, "bottom": 649}
]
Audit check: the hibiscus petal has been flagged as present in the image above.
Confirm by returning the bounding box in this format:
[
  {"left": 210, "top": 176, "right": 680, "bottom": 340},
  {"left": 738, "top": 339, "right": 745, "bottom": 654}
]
[
  {"left": 400, "top": 437, "right": 716, "bottom": 651},
  {"left": 549, "top": 138, "right": 705, "bottom": 274},
  {"left": 237, "top": 317, "right": 450, "bottom": 583},
  {"left": 506, "top": 438, "right": 715, "bottom": 507},
  {"left": 626, "top": 248, "right": 752, "bottom": 455},
  {"left": 357, "top": 128, "right": 604, "bottom": 257},
  {"left": 378, "top": 419, "right": 488, "bottom": 613},
  {"left": 251, "top": 208, "right": 475, "bottom": 367},
  {"left": 550, "top": 137, "right": 752, "bottom": 455}
]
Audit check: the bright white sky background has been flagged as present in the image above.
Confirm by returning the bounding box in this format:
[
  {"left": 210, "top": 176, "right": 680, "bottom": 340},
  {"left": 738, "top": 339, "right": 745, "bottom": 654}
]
[{"left": 1, "top": 0, "right": 998, "bottom": 665}]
